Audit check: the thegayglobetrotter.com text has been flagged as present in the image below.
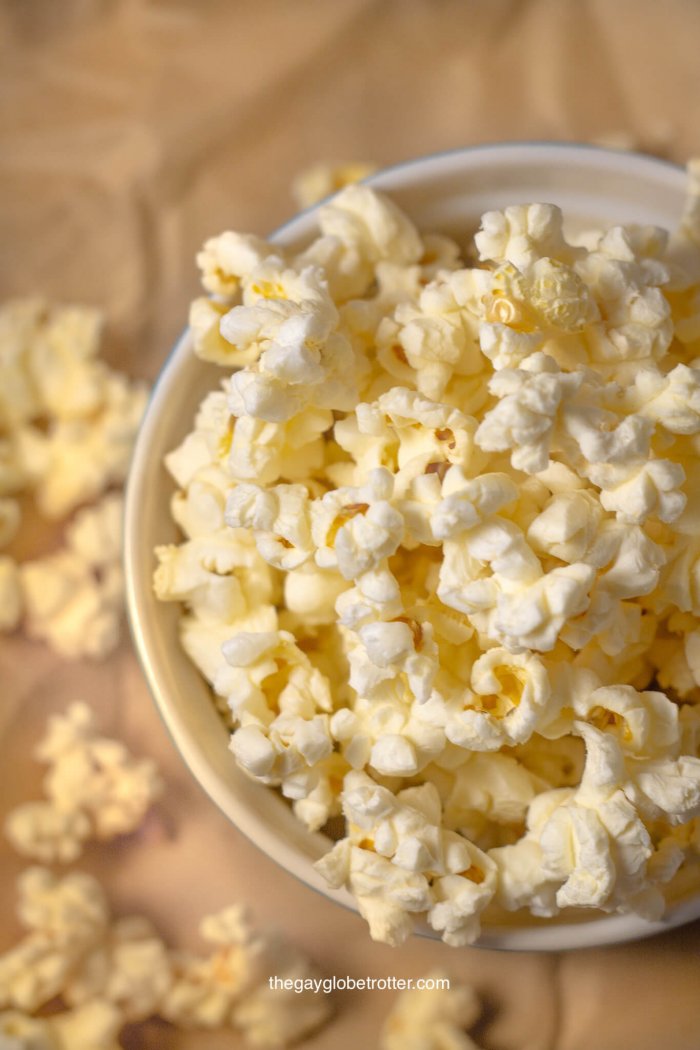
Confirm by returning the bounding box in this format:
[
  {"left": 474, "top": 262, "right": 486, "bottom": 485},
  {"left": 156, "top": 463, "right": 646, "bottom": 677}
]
[{"left": 268, "top": 974, "right": 450, "bottom": 994}]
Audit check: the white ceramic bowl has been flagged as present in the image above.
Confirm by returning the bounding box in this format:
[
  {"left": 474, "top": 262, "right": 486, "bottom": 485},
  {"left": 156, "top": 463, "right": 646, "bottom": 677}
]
[{"left": 124, "top": 142, "right": 700, "bottom": 950}]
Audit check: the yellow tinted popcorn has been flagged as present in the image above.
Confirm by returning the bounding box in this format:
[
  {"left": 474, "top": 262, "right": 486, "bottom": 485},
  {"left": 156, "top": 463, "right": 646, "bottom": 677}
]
[
  {"left": 161, "top": 904, "right": 332, "bottom": 1043},
  {"left": 0, "top": 1001, "right": 123, "bottom": 1050},
  {"left": 292, "top": 161, "right": 377, "bottom": 209},
  {"left": 157, "top": 171, "right": 700, "bottom": 944},
  {"left": 0, "top": 867, "right": 331, "bottom": 1048},
  {"left": 380, "top": 970, "right": 483, "bottom": 1050},
  {"left": 5, "top": 702, "right": 163, "bottom": 863}
]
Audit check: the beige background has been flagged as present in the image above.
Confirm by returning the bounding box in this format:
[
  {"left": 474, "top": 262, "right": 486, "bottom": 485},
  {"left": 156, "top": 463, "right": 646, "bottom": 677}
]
[{"left": 3, "top": 2, "right": 700, "bottom": 1047}]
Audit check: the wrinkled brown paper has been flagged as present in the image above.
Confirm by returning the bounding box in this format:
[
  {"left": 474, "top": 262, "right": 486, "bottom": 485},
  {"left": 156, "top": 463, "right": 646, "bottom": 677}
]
[{"left": 2, "top": 2, "right": 700, "bottom": 1047}]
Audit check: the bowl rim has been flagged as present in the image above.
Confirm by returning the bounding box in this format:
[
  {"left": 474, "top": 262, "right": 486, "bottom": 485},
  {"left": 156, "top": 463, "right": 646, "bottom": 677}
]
[{"left": 124, "top": 141, "right": 699, "bottom": 951}]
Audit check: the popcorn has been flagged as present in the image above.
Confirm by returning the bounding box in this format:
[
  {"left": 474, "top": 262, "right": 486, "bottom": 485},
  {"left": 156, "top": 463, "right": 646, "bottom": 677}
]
[
  {"left": 158, "top": 165, "right": 700, "bottom": 944},
  {"left": 228, "top": 407, "right": 333, "bottom": 486},
  {"left": 162, "top": 905, "right": 332, "bottom": 1045},
  {"left": 292, "top": 161, "right": 377, "bottom": 209},
  {"left": 577, "top": 242, "right": 673, "bottom": 372},
  {"left": 0, "top": 868, "right": 110, "bottom": 1012},
  {"left": 19, "top": 494, "right": 126, "bottom": 660},
  {"left": 154, "top": 530, "right": 276, "bottom": 624},
  {"left": 316, "top": 775, "right": 496, "bottom": 946},
  {"left": 0, "top": 1001, "right": 123, "bottom": 1050},
  {"left": 310, "top": 468, "right": 404, "bottom": 579},
  {"left": 222, "top": 263, "right": 358, "bottom": 422},
  {"left": 442, "top": 648, "right": 554, "bottom": 751},
  {"left": 20, "top": 551, "right": 122, "bottom": 660},
  {"left": 225, "top": 482, "right": 315, "bottom": 571},
  {"left": 18, "top": 371, "right": 148, "bottom": 521},
  {"left": 626, "top": 363, "right": 700, "bottom": 434},
  {"left": 489, "top": 788, "right": 572, "bottom": 917},
  {"left": 231, "top": 959, "right": 332, "bottom": 1048},
  {"left": 475, "top": 353, "right": 584, "bottom": 474},
  {"left": 319, "top": 183, "right": 423, "bottom": 273},
  {"left": 587, "top": 457, "right": 686, "bottom": 524},
  {"left": 197, "top": 230, "right": 271, "bottom": 298},
  {"left": 217, "top": 630, "right": 335, "bottom": 788},
  {"left": 0, "top": 297, "right": 147, "bottom": 658},
  {"left": 0, "top": 869, "right": 332, "bottom": 1048},
  {"left": 380, "top": 972, "right": 483, "bottom": 1050},
  {"left": 475, "top": 203, "right": 578, "bottom": 269},
  {"left": 5, "top": 703, "right": 163, "bottom": 863},
  {"left": 63, "top": 915, "right": 172, "bottom": 1023},
  {"left": 387, "top": 282, "right": 484, "bottom": 401}
]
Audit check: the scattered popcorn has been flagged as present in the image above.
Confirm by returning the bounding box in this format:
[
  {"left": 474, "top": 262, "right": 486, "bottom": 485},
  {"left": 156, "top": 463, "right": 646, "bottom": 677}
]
[
  {"left": 292, "top": 161, "right": 377, "bottom": 209},
  {"left": 0, "top": 1001, "right": 123, "bottom": 1050},
  {"left": 0, "top": 867, "right": 111, "bottom": 1013},
  {"left": 0, "top": 869, "right": 332, "bottom": 1049},
  {"left": 0, "top": 297, "right": 148, "bottom": 657},
  {"left": 380, "top": 972, "right": 483, "bottom": 1050},
  {"left": 19, "top": 495, "right": 126, "bottom": 660},
  {"left": 157, "top": 168, "right": 700, "bottom": 944},
  {"left": 161, "top": 904, "right": 332, "bottom": 1046},
  {"left": 5, "top": 702, "right": 163, "bottom": 863}
]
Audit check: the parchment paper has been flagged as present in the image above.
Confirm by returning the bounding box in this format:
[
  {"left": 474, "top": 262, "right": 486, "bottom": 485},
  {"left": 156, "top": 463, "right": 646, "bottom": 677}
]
[{"left": 2, "top": 2, "right": 700, "bottom": 1047}]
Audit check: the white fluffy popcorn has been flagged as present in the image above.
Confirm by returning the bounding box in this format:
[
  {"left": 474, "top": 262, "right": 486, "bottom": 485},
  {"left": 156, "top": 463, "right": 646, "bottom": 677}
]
[
  {"left": 380, "top": 972, "right": 483, "bottom": 1050},
  {"left": 0, "top": 867, "right": 332, "bottom": 1048},
  {"left": 157, "top": 167, "right": 700, "bottom": 945},
  {"left": 5, "top": 702, "right": 163, "bottom": 863},
  {"left": 19, "top": 494, "right": 126, "bottom": 660},
  {"left": 475, "top": 353, "right": 583, "bottom": 474},
  {"left": 442, "top": 648, "right": 554, "bottom": 750},
  {"left": 316, "top": 774, "right": 496, "bottom": 947},
  {"left": 161, "top": 904, "right": 332, "bottom": 1046},
  {"left": 18, "top": 372, "right": 148, "bottom": 521},
  {"left": 0, "top": 867, "right": 111, "bottom": 1012},
  {"left": 0, "top": 297, "right": 148, "bottom": 658},
  {"left": 292, "top": 161, "right": 377, "bottom": 209},
  {"left": 0, "top": 1001, "right": 123, "bottom": 1050},
  {"left": 222, "top": 264, "right": 358, "bottom": 422}
]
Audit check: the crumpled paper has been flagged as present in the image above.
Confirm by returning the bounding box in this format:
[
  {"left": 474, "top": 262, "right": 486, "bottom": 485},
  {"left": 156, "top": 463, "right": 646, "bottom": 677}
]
[{"left": 2, "top": 2, "right": 700, "bottom": 1047}]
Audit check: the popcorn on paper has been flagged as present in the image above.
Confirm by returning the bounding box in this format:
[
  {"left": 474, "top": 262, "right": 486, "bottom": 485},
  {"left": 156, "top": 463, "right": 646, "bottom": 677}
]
[
  {"left": 0, "top": 297, "right": 148, "bottom": 657},
  {"left": 5, "top": 702, "right": 163, "bottom": 863},
  {"left": 380, "top": 971, "right": 483, "bottom": 1050}
]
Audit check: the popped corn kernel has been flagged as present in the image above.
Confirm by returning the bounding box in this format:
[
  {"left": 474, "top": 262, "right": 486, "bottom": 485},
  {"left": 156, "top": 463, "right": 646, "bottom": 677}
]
[
  {"left": 161, "top": 904, "right": 332, "bottom": 1045},
  {"left": 443, "top": 648, "right": 554, "bottom": 751},
  {"left": 475, "top": 203, "right": 579, "bottom": 269},
  {"left": 4, "top": 702, "right": 163, "bottom": 863},
  {"left": 292, "top": 161, "right": 376, "bottom": 209},
  {"left": 380, "top": 972, "right": 483, "bottom": 1050},
  {"left": 0, "top": 868, "right": 110, "bottom": 1012}
]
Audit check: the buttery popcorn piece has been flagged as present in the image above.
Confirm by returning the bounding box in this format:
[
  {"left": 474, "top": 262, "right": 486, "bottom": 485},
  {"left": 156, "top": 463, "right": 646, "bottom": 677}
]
[
  {"left": 380, "top": 972, "right": 483, "bottom": 1050},
  {"left": 162, "top": 904, "right": 332, "bottom": 1046},
  {"left": 292, "top": 161, "right": 377, "bottom": 209},
  {"left": 5, "top": 702, "right": 162, "bottom": 863}
]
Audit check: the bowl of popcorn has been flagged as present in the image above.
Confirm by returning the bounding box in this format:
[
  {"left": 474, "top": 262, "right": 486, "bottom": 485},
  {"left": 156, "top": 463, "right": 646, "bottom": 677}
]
[{"left": 125, "top": 143, "right": 700, "bottom": 950}]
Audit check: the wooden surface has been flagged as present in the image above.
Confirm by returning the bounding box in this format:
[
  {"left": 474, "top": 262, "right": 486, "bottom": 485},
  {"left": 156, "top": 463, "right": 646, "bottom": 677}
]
[{"left": 3, "top": 2, "right": 700, "bottom": 1047}]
